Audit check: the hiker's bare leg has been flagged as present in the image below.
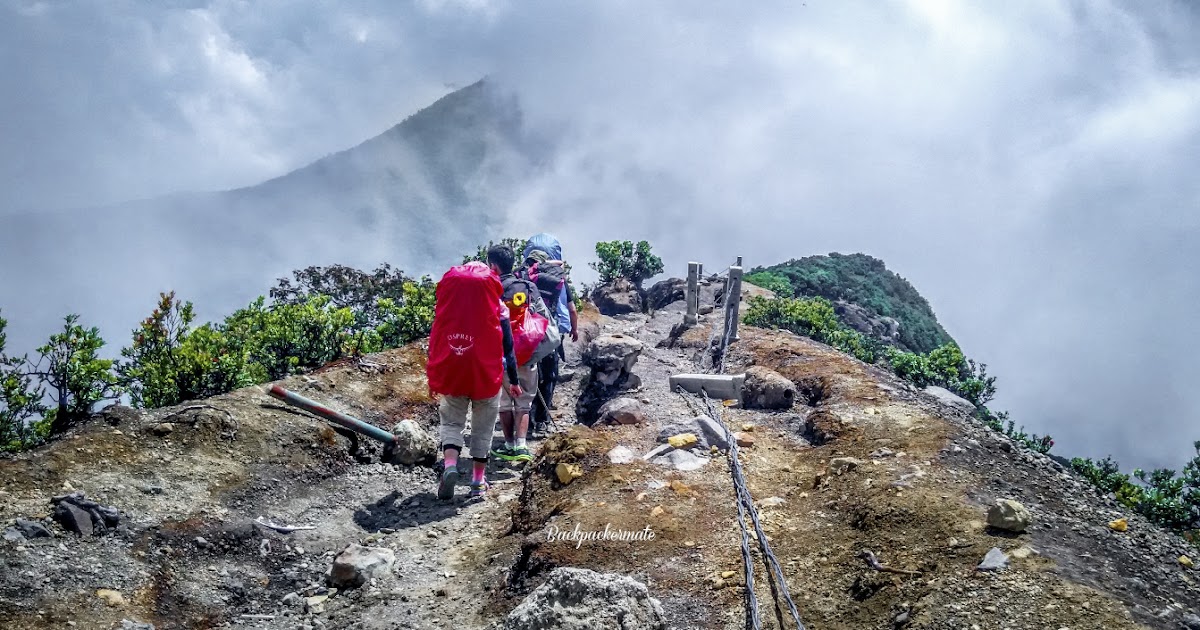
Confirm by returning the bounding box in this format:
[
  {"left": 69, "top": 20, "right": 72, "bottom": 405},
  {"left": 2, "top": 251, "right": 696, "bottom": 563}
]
[{"left": 499, "top": 410, "right": 515, "bottom": 443}]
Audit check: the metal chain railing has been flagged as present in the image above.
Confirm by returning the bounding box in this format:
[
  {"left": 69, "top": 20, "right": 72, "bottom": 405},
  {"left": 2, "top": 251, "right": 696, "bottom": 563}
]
[{"left": 681, "top": 258, "right": 807, "bottom": 630}]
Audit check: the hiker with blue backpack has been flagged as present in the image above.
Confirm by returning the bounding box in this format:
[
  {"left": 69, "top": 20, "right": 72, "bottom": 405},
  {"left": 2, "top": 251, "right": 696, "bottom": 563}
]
[
  {"left": 520, "top": 233, "right": 579, "bottom": 433},
  {"left": 486, "top": 244, "right": 560, "bottom": 464}
]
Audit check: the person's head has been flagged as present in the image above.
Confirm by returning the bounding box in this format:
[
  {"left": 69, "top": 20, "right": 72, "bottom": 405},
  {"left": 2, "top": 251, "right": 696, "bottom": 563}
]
[
  {"left": 524, "top": 248, "right": 550, "bottom": 268},
  {"left": 486, "top": 243, "right": 515, "bottom": 275}
]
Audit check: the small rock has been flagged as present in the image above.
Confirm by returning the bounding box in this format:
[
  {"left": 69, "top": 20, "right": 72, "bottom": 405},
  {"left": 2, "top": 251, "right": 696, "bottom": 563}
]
[
  {"left": 650, "top": 506, "right": 665, "bottom": 518},
  {"left": 720, "top": 571, "right": 736, "bottom": 579},
  {"left": 389, "top": 419, "right": 438, "bottom": 466},
  {"left": 501, "top": 567, "right": 666, "bottom": 630},
  {"left": 1180, "top": 613, "right": 1200, "bottom": 630},
  {"left": 977, "top": 547, "right": 1009, "bottom": 571},
  {"left": 3, "top": 528, "right": 25, "bottom": 543},
  {"left": 607, "top": 446, "right": 637, "bottom": 465},
  {"left": 870, "top": 448, "right": 896, "bottom": 458},
  {"left": 758, "top": 497, "right": 786, "bottom": 507},
  {"left": 733, "top": 432, "right": 754, "bottom": 448},
  {"left": 649, "top": 449, "right": 708, "bottom": 472},
  {"left": 96, "top": 589, "right": 126, "bottom": 607},
  {"left": 669, "top": 480, "right": 692, "bottom": 495},
  {"left": 120, "top": 621, "right": 155, "bottom": 630},
  {"left": 986, "top": 499, "right": 1032, "bottom": 533},
  {"left": 829, "top": 457, "right": 863, "bottom": 475},
  {"left": 1180, "top": 555, "right": 1195, "bottom": 569},
  {"left": 894, "top": 610, "right": 910, "bottom": 626},
  {"left": 329, "top": 545, "right": 396, "bottom": 589},
  {"left": 1010, "top": 546, "right": 1037, "bottom": 560},
  {"left": 597, "top": 398, "right": 647, "bottom": 425},
  {"left": 282, "top": 592, "right": 302, "bottom": 607},
  {"left": 54, "top": 502, "right": 94, "bottom": 537},
  {"left": 152, "top": 423, "right": 175, "bottom": 436},
  {"left": 195, "top": 537, "right": 209, "bottom": 548},
  {"left": 14, "top": 519, "right": 51, "bottom": 539}
]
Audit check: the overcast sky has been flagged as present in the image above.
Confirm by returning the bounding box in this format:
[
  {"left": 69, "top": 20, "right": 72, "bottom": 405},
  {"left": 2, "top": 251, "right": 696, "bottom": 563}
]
[{"left": 2, "top": 0, "right": 1199, "bottom": 471}]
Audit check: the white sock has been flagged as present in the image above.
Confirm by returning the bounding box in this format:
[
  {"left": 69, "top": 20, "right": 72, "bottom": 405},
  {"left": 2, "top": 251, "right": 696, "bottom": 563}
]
[{"left": 516, "top": 438, "right": 527, "bottom": 448}]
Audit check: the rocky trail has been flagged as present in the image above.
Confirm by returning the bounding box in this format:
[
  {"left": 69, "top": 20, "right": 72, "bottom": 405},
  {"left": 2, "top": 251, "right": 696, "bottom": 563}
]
[{"left": 2, "top": 281, "right": 1200, "bottom": 629}]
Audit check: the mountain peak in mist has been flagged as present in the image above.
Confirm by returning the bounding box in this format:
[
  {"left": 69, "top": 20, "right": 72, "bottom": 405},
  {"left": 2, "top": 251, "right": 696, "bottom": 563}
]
[{"left": 0, "top": 79, "right": 543, "bottom": 359}]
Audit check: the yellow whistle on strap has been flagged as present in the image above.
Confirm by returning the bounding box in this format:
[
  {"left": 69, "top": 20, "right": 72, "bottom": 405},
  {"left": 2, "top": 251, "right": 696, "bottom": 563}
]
[{"left": 512, "top": 291, "right": 527, "bottom": 306}]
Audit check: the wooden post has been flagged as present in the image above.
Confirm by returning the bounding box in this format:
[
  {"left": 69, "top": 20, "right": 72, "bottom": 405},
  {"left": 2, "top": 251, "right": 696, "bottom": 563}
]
[
  {"left": 685, "top": 262, "right": 700, "bottom": 326},
  {"left": 726, "top": 266, "right": 743, "bottom": 342}
]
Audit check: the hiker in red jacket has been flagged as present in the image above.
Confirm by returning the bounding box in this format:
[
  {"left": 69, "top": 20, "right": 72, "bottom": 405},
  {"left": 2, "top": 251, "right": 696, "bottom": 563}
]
[{"left": 426, "top": 261, "right": 521, "bottom": 500}]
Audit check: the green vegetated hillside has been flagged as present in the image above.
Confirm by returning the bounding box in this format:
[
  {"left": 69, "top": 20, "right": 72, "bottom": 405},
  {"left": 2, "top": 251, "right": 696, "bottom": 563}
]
[{"left": 748, "top": 252, "right": 954, "bottom": 354}]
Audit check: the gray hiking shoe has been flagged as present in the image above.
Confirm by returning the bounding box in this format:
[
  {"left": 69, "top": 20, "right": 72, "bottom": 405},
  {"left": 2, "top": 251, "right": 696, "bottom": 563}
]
[{"left": 437, "top": 467, "right": 460, "bottom": 501}]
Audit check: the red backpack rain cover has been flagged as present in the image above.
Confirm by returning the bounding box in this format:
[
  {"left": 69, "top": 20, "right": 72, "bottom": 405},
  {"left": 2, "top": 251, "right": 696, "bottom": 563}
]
[{"left": 427, "top": 262, "right": 505, "bottom": 400}]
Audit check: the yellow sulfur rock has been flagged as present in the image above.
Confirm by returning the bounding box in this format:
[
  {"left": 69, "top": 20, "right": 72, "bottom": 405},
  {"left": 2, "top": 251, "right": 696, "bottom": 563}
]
[
  {"left": 650, "top": 505, "right": 665, "bottom": 517},
  {"left": 741, "top": 423, "right": 755, "bottom": 432},
  {"left": 668, "top": 433, "right": 698, "bottom": 449},
  {"left": 721, "top": 570, "right": 736, "bottom": 579},
  {"left": 555, "top": 463, "right": 583, "bottom": 485},
  {"left": 96, "top": 589, "right": 125, "bottom": 607},
  {"left": 670, "top": 480, "right": 692, "bottom": 495},
  {"left": 1108, "top": 518, "right": 1128, "bottom": 532},
  {"left": 1181, "top": 555, "right": 1195, "bottom": 569}
]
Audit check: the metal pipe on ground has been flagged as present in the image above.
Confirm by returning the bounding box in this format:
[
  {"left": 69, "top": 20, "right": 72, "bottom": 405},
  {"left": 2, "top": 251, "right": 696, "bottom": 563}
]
[{"left": 267, "top": 385, "right": 396, "bottom": 446}]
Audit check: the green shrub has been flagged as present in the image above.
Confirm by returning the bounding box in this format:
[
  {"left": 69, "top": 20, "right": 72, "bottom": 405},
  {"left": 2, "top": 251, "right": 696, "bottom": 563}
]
[
  {"left": 751, "top": 253, "right": 954, "bottom": 353},
  {"left": 1070, "top": 444, "right": 1200, "bottom": 536},
  {"left": 591, "top": 240, "right": 664, "bottom": 289},
  {"left": 1, "top": 312, "right": 47, "bottom": 451},
  {"left": 885, "top": 343, "right": 996, "bottom": 407},
  {"left": 118, "top": 293, "right": 261, "bottom": 409},
  {"left": 29, "top": 315, "right": 122, "bottom": 435},
  {"left": 1071, "top": 456, "right": 1130, "bottom": 494},
  {"left": 744, "top": 271, "right": 794, "bottom": 297},
  {"left": 742, "top": 296, "right": 879, "bottom": 364},
  {"left": 462, "top": 238, "right": 528, "bottom": 265},
  {"left": 223, "top": 296, "right": 354, "bottom": 381},
  {"left": 270, "top": 263, "right": 431, "bottom": 333},
  {"left": 374, "top": 281, "right": 437, "bottom": 349}
]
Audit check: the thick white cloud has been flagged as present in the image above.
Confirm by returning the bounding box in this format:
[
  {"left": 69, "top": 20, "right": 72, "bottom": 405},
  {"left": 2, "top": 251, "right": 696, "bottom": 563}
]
[{"left": 2, "top": 0, "right": 1199, "bottom": 470}]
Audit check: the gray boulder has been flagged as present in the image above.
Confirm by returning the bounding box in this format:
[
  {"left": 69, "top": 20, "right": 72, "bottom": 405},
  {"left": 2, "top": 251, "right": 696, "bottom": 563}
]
[
  {"left": 94, "top": 404, "right": 142, "bottom": 426},
  {"left": 649, "top": 449, "right": 708, "bottom": 472},
  {"left": 833, "top": 300, "right": 901, "bottom": 346},
  {"left": 389, "top": 419, "right": 438, "bottom": 466},
  {"left": 987, "top": 499, "right": 1032, "bottom": 533},
  {"left": 3, "top": 528, "right": 24, "bottom": 543},
  {"left": 503, "top": 567, "right": 667, "bottom": 630},
  {"left": 923, "top": 386, "right": 975, "bottom": 413},
  {"left": 647, "top": 278, "right": 686, "bottom": 310},
  {"left": 597, "top": 398, "right": 647, "bottom": 425},
  {"left": 743, "top": 366, "right": 796, "bottom": 410},
  {"left": 656, "top": 416, "right": 729, "bottom": 450},
  {"left": 583, "top": 334, "right": 643, "bottom": 381},
  {"left": 330, "top": 545, "right": 395, "bottom": 588},
  {"left": 591, "top": 278, "right": 643, "bottom": 316}
]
